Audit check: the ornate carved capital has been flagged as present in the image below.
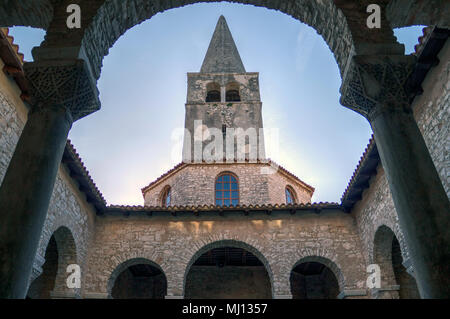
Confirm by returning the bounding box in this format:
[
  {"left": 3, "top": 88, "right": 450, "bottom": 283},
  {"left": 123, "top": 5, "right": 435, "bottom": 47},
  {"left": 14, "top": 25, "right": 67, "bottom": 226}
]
[
  {"left": 340, "top": 55, "right": 417, "bottom": 121},
  {"left": 24, "top": 59, "right": 100, "bottom": 121}
]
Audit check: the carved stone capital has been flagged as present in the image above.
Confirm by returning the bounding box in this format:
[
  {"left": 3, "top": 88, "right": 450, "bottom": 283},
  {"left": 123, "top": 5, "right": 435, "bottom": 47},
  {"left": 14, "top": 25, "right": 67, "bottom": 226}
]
[
  {"left": 340, "top": 55, "right": 417, "bottom": 121},
  {"left": 23, "top": 59, "right": 100, "bottom": 121}
]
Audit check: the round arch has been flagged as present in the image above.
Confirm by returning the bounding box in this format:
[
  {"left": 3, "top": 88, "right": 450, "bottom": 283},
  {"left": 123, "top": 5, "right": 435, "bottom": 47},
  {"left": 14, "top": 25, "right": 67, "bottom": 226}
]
[
  {"left": 206, "top": 82, "right": 221, "bottom": 102},
  {"left": 373, "top": 225, "right": 397, "bottom": 287},
  {"left": 80, "top": 0, "right": 356, "bottom": 81},
  {"left": 183, "top": 239, "right": 274, "bottom": 298},
  {"left": 373, "top": 225, "right": 420, "bottom": 298},
  {"left": 215, "top": 171, "right": 240, "bottom": 206},
  {"left": 107, "top": 257, "right": 168, "bottom": 299},
  {"left": 27, "top": 226, "right": 78, "bottom": 298},
  {"left": 285, "top": 185, "right": 297, "bottom": 204},
  {"left": 290, "top": 255, "right": 345, "bottom": 293},
  {"left": 159, "top": 185, "right": 172, "bottom": 207}
]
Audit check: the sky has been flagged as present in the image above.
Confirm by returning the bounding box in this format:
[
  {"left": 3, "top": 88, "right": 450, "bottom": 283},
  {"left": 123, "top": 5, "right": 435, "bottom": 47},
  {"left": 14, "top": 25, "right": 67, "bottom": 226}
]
[{"left": 9, "top": 2, "right": 424, "bottom": 205}]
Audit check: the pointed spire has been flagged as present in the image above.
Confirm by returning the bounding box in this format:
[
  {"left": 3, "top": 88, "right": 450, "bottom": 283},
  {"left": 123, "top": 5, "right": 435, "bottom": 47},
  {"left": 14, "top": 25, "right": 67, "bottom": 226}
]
[{"left": 200, "top": 16, "right": 246, "bottom": 73}]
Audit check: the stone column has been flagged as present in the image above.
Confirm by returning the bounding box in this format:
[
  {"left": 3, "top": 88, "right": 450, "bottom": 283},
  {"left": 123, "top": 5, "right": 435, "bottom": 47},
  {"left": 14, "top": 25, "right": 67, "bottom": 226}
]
[
  {"left": 0, "top": 59, "right": 99, "bottom": 299},
  {"left": 340, "top": 54, "right": 450, "bottom": 298},
  {"left": 26, "top": 254, "right": 46, "bottom": 291}
]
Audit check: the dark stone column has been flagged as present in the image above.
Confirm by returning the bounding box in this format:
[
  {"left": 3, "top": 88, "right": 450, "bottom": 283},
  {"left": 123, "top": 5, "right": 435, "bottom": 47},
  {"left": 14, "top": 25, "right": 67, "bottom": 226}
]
[
  {"left": 341, "top": 54, "right": 450, "bottom": 298},
  {"left": 0, "top": 105, "right": 72, "bottom": 298},
  {"left": 0, "top": 59, "right": 100, "bottom": 298}
]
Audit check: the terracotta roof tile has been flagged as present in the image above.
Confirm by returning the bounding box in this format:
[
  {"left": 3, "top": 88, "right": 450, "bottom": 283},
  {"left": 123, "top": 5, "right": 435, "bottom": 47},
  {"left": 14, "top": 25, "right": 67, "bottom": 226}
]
[
  {"left": 341, "top": 136, "right": 376, "bottom": 201},
  {"left": 0, "top": 28, "right": 25, "bottom": 64},
  {"left": 414, "top": 26, "right": 433, "bottom": 56},
  {"left": 106, "top": 201, "right": 341, "bottom": 215},
  {"left": 63, "top": 140, "right": 107, "bottom": 209}
]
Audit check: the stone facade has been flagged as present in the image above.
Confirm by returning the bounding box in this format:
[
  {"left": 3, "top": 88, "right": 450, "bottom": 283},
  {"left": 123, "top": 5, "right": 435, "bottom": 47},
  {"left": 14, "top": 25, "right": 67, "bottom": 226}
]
[
  {"left": 84, "top": 211, "right": 367, "bottom": 298},
  {"left": 412, "top": 40, "right": 450, "bottom": 196},
  {"left": 0, "top": 16, "right": 448, "bottom": 298},
  {"left": 185, "top": 266, "right": 272, "bottom": 299}
]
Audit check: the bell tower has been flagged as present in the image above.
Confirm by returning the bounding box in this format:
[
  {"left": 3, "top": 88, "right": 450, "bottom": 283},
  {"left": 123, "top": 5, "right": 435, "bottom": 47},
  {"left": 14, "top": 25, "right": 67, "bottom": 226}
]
[{"left": 183, "top": 16, "right": 265, "bottom": 163}]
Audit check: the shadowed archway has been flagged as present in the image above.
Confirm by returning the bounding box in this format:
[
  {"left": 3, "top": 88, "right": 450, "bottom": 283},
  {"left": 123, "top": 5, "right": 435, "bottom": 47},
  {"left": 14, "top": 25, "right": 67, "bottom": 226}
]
[
  {"left": 290, "top": 256, "right": 343, "bottom": 299},
  {"left": 184, "top": 240, "right": 273, "bottom": 298},
  {"left": 107, "top": 258, "right": 167, "bottom": 299},
  {"left": 373, "top": 225, "right": 420, "bottom": 299},
  {"left": 26, "top": 226, "right": 77, "bottom": 299}
]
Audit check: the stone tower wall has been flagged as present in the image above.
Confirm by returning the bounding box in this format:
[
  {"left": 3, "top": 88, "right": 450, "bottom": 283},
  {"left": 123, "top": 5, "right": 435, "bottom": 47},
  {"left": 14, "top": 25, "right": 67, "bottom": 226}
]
[{"left": 184, "top": 73, "right": 265, "bottom": 161}]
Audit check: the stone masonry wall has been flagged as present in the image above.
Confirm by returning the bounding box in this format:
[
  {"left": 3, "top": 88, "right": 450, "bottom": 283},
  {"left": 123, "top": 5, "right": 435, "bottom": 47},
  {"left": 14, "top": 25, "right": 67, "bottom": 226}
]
[
  {"left": 185, "top": 266, "right": 272, "bottom": 299},
  {"left": 143, "top": 163, "right": 312, "bottom": 206},
  {"left": 84, "top": 210, "right": 367, "bottom": 298},
  {"left": 0, "top": 58, "right": 97, "bottom": 297},
  {"left": 412, "top": 40, "right": 449, "bottom": 197}
]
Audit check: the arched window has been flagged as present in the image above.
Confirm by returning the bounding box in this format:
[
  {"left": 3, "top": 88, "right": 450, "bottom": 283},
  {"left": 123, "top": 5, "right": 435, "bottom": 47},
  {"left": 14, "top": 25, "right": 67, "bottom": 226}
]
[
  {"left": 226, "top": 82, "right": 241, "bottom": 102},
  {"left": 206, "top": 82, "right": 221, "bottom": 102},
  {"left": 215, "top": 173, "right": 239, "bottom": 206},
  {"left": 161, "top": 186, "right": 171, "bottom": 207},
  {"left": 285, "top": 186, "right": 296, "bottom": 204}
]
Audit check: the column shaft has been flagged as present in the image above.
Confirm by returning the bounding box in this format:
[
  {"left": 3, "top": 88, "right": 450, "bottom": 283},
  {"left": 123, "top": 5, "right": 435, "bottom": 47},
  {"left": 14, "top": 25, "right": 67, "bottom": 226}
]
[
  {"left": 371, "top": 107, "right": 450, "bottom": 298},
  {"left": 0, "top": 104, "right": 72, "bottom": 298}
]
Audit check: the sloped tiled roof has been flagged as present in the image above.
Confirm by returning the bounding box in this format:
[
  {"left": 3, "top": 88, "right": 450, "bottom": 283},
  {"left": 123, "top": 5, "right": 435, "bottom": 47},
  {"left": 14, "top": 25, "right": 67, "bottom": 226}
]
[
  {"left": 62, "top": 140, "right": 107, "bottom": 212},
  {"left": 414, "top": 26, "right": 433, "bottom": 57},
  {"left": 0, "top": 28, "right": 24, "bottom": 64},
  {"left": 0, "top": 28, "right": 29, "bottom": 100},
  {"left": 406, "top": 26, "right": 449, "bottom": 98},
  {"left": 340, "top": 137, "right": 380, "bottom": 212},
  {"left": 106, "top": 201, "right": 341, "bottom": 217}
]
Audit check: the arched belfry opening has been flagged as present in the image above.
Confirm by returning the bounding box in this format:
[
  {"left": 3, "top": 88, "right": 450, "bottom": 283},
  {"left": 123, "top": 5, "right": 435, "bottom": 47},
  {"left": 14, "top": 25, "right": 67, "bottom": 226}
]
[
  {"left": 225, "top": 82, "right": 241, "bottom": 102},
  {"left": 373, "top": 225, "right": 420, "bottom": 299},
  {"left": 290, "top": 257, "right": 342, "bottom": 299},
  {"left": 184, "top": 241, "right": 272, "bottom": 299},
  {"left": 108, "top": 258, "right": 167, "bottom": 299},
  {"left": 206, "top": 82, "right": 221, "bottom": 102}
]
